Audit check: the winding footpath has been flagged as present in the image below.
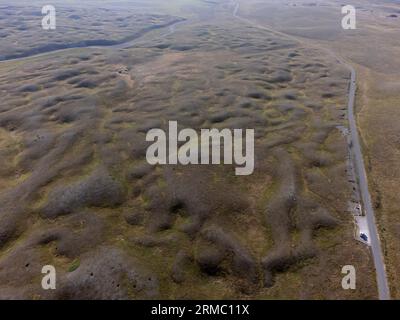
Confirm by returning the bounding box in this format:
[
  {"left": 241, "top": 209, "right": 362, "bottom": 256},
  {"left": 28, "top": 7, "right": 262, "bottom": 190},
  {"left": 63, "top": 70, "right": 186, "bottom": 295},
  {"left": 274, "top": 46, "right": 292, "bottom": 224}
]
[{"left": 232, "top": 1, "right": 390, "bottom": 300}]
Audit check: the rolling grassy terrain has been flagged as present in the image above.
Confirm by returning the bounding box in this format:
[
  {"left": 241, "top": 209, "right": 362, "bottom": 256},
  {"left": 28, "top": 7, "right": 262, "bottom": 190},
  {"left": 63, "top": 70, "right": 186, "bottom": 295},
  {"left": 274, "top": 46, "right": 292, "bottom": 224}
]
[
  {"left": 239, "top": 0, "right": 400, "bottom": 298},
  {"left": 0, "top": 0, "right": 378, "bottom": 299}
]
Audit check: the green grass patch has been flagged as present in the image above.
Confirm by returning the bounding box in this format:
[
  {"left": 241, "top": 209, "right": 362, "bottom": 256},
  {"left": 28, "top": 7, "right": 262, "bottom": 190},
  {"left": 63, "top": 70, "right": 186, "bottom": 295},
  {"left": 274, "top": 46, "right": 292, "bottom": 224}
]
[{"left": 68, "top": 259, "right": 80, "bottom": 272}]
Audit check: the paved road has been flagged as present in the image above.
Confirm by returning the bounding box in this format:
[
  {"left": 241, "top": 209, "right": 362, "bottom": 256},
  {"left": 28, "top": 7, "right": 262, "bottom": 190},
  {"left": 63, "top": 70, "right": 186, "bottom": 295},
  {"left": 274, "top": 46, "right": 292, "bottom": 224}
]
[
  {"left": 347, "top": 68, "right": 390, "bottom": 300},
  {"left": 232, "top": 1, "right": 390, "bottom": 300}
]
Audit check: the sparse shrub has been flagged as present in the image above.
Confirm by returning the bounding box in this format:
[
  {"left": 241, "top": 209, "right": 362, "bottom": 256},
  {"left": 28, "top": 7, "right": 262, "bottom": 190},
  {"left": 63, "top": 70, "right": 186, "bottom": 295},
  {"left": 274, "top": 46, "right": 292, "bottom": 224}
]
[{"left": 41, "top": 168, "right": 126, "bottom": 218}]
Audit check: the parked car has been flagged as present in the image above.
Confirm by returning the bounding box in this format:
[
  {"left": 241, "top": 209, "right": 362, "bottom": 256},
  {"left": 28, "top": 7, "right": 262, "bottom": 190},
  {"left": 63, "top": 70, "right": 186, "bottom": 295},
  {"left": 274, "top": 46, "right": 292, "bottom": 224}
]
[{"left": 360, "top": 233, "right": 368, "bottom": 242}]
